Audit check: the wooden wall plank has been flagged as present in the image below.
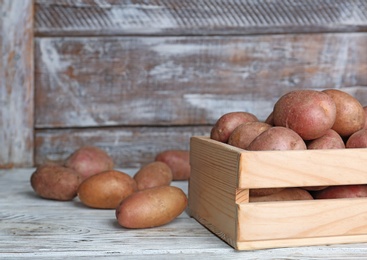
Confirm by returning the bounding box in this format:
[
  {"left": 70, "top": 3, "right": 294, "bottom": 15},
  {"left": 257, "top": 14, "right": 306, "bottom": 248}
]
[
  {"left": 35, "top": 33, "right": 367, "bottom": 128},
  {"left": 0, "top": 0, "right": 34, "bottom": 168},
  {"left": 34, "top": 0, "right": 367, "bottom": 36},
  {"left": 34, "top": 126, "right": 211, "bottom": 168}
]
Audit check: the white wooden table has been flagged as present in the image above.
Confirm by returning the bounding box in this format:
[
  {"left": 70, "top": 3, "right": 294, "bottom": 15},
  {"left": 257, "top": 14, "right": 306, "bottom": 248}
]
[{"left": 2, "top": 169, "right": 367, "bottom": 259}]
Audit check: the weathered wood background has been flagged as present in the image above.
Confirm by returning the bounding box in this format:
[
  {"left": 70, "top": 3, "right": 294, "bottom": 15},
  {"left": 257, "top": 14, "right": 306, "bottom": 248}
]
[{"left": 2, "top": 0, "right": 367, "bottom": 168}]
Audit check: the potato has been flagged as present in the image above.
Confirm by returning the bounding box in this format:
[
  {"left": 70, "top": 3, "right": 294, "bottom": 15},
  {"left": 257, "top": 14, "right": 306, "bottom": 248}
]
[
  {"left": 322, "top": 89, "right": 365, "bottom": 137},
  {"left": 77, "top": 170, "right": 137, "bottom": 209},
  {"left": 345, "top": 128, "right": 367, "bottom": 148},
  {"left": 116, "top": 186, "right": 187, "bottom": 229},
  {"left": 264, "top": 111, "right": 274, "bottom": 125},
  {"left": 363, "top": 106, "right": 367, "bottom": 129},
  {"left": 30, "top": 164, "right": 82, "bottom": 201},
  {"left": 64, "top": 146, "right": 114, "bottom": 181},
  {"left": 155, "top": 150, "right": 190, "bottom": 181},
  {"left": 250, "top": 188, "right": 285, "bottom": 197},
  {"left": 273, "top": 90, "right": 336, "bottom": 140},
  {"left": 307, "top": 129, "right": 345, "bottom": 149},
  {"left": 133, "top": 161, "right": 173, "bottom": 190},
  {"left": 228, "top": 122, "right": 272, "bottom": 149},
  {"left": 247, "top": 126, "right": 306, "bottom": 151},
  {"left": 210, "top": 111, "right": 258, "bottom": 143},
  {"left": 249, "top": 188, "right": 313, "bottom": 202},
  {"left": 312, "top": 185, "right": 367, "bottom": 199}
]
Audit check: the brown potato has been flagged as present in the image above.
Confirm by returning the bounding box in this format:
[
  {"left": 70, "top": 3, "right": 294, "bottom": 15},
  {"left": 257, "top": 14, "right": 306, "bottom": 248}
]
[
  {"left": 273, "top": 90, "right": 336, "bottom": 140},
  {"left": 133, "top": 161, "right": 173, "bottom": 191},
  {"left": 247, "top": 126, "right": 306, "bottom": 151},
  {"left": 264, "top": 111, "right": 274, "bottom": 125},
  {"left": 322, "top": 89, "right": 365, "bottom": 137},
  {"left": 64, "top": 146, "right": 114, "bottom": 181},
  {"left": 116, "top": 186, "right": 187, "bottom": 229},
  {"left": 250, "top": 188, "right": 313, "bottom": 202},
  {"left": 155, "top": 150, "right": 190, "bottom": 181},
  {"left": 250, "top": 188, "right": 285, "bottom": 197},
  {"left": 77, "top": 170, "right": 137, "bottom": 209},
  {"left": 307, "top": 129, "right": 345, "bottom": 149},
  {"left": 363, "top": 106, "right": 367, "bottom": 129},
  {"left": 30, "top": 164, "right": 82, "bottom": 201},
  {"left": 210, "top": 111, "right": 258, "bottom": 143},
  {"left": 345, "top": 128, "right": 367, "bottom": 148},
  {"left": 312, "top": 185, "right": 367, "bottom": 199},
  {"left": 228, "top": 122, "right": 272, "bottom": 149}
]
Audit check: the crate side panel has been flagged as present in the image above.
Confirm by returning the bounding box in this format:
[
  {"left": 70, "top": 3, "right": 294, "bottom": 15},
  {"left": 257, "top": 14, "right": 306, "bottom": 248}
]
[
  {"left": 238, "top": 198, "right": 367, "bottom": 241},
  {"left": 239, "top": 149, "right": 367, "bottom": 189},
  {"left": 188, "top": 137, "right": 241, "bottom": 246}
]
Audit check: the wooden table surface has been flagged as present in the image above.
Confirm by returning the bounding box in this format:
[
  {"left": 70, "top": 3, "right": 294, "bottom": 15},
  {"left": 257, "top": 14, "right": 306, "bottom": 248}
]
[{"left": 2, "top": 169, "right": 367, "bottom": 259}]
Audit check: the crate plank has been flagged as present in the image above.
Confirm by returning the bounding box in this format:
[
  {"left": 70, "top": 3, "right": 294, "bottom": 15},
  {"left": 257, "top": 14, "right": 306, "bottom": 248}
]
[
  {"left": 34, "top": 0, "right": 367, "bottom": 36},
  {"left": 239, "top": 148, "right": 367, "bottom": 188},
  {"left": 238, "top": 198, "right": 367, "bottom": 241},
  {"left": 35, "top": 33, "right": 367, "bottom": 128},
  {"left": 0, "top": 0, "right": 34, "bottom": 168},
  {"left": 35, "top": 126, "right": 211, "bottom": 168}
]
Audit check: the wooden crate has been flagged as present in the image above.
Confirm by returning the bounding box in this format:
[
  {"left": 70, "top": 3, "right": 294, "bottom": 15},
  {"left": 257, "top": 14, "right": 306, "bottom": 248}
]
[{"left": 188, "top": 136, "right": 367, "bottom": 250}]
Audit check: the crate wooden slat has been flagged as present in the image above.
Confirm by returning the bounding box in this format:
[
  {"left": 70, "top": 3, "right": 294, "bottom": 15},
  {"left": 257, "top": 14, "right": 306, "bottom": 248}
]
[
  {"left": 34, "top": 0, "right": 367, "bottom": 36},
  {"left": 189, "top": 136, "right": 367, "bottom": 250}
]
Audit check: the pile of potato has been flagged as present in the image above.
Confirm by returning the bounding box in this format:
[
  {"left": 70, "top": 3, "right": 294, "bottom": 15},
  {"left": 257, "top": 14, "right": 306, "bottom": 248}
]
[
  {"left": 30, "top": 147, "right": 190, "bottom": 229},
  {"left": 210, "top": 89, "right": 367, "bottom": 201}
]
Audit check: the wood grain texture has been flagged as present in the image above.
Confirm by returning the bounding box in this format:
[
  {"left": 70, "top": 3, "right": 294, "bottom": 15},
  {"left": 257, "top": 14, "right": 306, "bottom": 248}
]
[
  {"left": 239, "top": 199, "right": 367, "bottom": 241},
  {"left": 34, "top": 0, "right": 367, "bottom": 36},
  {"left": 5, "top": 168, "right": 367, "bottom": 258},
  {"left": 189, "top": 136, "right": 367, "bottom": 250},
  {"left": 34, "top": 126, "right": 211, "bottom": 168},
  {"left": 0, "top": 0, "right": 34, "bottom": 168},
  {"left": 34, "top": 33, "right": 367, "bottom": 128}
]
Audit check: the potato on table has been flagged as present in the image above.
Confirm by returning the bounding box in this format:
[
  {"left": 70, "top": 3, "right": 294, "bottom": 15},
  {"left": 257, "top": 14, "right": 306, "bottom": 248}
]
[
  {"left": 133, "top": 161, "right": 173, "bottom": 190},
  {"left": 64, "top": 146, "right": 114, "bottom": 181},
  {"left": 155, "top": 150, "right": 190, "bottom": 181},
  {"left": 116, "top": 186, "right": 187, "bottom": 229},
  {"left": 77, "top": 170, "right": 137, "bottom": 209},
  {"left": 30, "top": 164, "right": 82, "bottom": 201}
]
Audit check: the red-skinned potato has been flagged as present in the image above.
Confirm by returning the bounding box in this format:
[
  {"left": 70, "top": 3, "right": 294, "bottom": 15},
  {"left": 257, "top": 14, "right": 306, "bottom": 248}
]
[
  {"left": 30, "top": 164, "right": 82, "bottom": 201},
  {"left": 210, "top": 111, "right": 258, "bottom": 143},
  {"left": 247, "top": 126, "right": 306, "bottom": 151},
  {"left": 264, "top": 111, "right": 274, "bottom": 125},
  {"left": 250, "top": 188, "right": 313, "bottom": 202},
  {"left": 228, "top": 122, "right": 272, "bottom": 149},
  {"left": 273, "top": 90, "right": 336, "bottom": 140},
  {"left": 250, "top": 188, "right": 285, "bottom": 197},
  {"left": 322, "top": 89, "right": 365, "bottom": 137},
  {"left": 363, "top": 106, "right": 367, "bottom": 129},
  {"left": 155, "top": 150, "right": 190, "bottom": 181},
  {"left": 346, "top": 128, "right": 367, "bottom": 148},
  {"left": 65, "top": 146, "right": 114, "bottom": 181},
  {"left": 116, "top": 186, "right": 187, "bottom": 229},
  {"left": 77, "top": 170, "right": 137, "bottom": 209},
  {"left": 133, "top": 161, "right": 173, "bottom": 191},
  {"left": 307, "top": 129, "right": 345, "bottom": 149},
  {"left": 312, "top": 185, "right": 367, "bottom": 199}
]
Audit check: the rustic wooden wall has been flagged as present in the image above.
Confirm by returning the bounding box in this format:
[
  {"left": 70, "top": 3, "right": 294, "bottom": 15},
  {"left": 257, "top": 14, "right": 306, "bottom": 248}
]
[
  {"left": 0, "top": 0, "right": 34, "bottom": 168},
  {"left": 2, "top": 0, "right": 367, "bottom": 168}
]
